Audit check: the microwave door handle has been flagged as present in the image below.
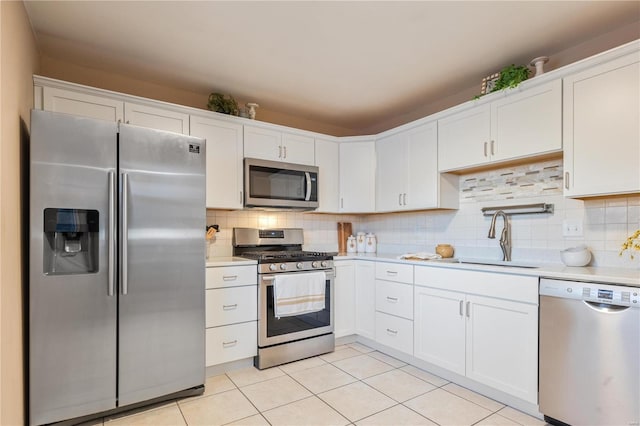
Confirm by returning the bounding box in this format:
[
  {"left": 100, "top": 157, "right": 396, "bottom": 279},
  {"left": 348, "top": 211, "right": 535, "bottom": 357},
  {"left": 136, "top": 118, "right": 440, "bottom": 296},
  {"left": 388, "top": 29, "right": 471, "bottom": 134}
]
[{"left": 305, "top": 172, "right": 312, "bottom": 201}]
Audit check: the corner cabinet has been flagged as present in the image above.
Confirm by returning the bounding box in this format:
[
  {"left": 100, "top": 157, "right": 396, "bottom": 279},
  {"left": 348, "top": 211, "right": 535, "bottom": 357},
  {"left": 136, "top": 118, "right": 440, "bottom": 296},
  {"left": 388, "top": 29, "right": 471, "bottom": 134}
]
[
  {"left": 413, "top": 267, "right": 538, "bottom": 404},
  {"left": 438, "top": 79, "right": 562, "bottom": 172},
  {"left": 190, "top": 115, "right": 244, "bottom": 209},
  {"left": 339, "top": 140, "right": 376, "bottom": 213},
  {"left": 563, "top": 51, "right": 640, "bottom": 197},
  {"left": 376, "top": 121, "right": 458, "bottom": 212},
  {"left": 244, "top": 125, "right": 315, "bottom": 165}
]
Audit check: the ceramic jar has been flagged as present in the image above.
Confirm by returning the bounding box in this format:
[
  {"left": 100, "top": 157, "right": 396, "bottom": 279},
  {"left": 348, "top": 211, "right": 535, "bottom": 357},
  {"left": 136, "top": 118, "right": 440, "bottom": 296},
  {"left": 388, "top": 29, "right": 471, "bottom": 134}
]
[
  {"left": 356, "top": 232, "right": 366, "bottom": 252},
  {"left": 435, "top": 244, "right": 454, "bottom": 258},
  {"left": 365, "top": 233, "right": 377, "bottom": 253},
  {"left": 347, "top": 235, "right": 357, "bottom": 253}
]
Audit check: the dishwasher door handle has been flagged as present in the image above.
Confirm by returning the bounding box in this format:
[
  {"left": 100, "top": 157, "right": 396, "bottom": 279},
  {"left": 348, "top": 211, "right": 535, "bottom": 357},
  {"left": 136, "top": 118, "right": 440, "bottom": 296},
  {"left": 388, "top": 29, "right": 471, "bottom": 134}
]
[{"left": 584, "top": 300, "right": 631, "bottom": 312}]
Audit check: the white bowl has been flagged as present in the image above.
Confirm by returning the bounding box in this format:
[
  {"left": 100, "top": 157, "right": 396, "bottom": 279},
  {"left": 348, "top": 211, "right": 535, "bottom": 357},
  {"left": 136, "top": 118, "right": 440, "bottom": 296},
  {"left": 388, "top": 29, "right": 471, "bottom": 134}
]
[{"left": 560, "top": 245, "right": 592, "bottom": 267}]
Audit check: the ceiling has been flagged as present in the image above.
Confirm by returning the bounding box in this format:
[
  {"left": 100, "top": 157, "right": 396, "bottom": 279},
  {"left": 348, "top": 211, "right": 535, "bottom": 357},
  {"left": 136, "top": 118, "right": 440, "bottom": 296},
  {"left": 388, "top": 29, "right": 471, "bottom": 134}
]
[{"left": 23, "top": 1, "right": 640, "bottom": 134}]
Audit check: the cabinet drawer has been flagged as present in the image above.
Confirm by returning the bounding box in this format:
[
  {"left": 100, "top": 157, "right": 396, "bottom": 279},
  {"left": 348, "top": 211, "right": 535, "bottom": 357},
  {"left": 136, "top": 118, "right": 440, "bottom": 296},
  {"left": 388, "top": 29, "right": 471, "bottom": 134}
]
[
  {"left": 375, "top": 262, "right": 413, "bottom": 284},
  {"left": 375, "top": 312, "right": 413, "bottom": 355},
  {"left": 206, "top": 265, "right": 257, "bottom": 289},
  {"left": 206, "top": 322, "right": 257, "bottom": 366},
  {"left": 375, "top": 280, "right": 413, "bottom": 320},
  {"left": 206, "top": 286, "right": 257, "bottom": 327}
]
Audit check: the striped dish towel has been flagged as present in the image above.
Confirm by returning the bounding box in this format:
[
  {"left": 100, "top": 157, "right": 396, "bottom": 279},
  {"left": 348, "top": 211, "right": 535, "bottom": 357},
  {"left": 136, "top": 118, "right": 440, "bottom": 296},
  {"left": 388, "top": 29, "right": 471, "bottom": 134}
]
[{"left": 274, "top": 271, "right": 326, "bottom": 318}]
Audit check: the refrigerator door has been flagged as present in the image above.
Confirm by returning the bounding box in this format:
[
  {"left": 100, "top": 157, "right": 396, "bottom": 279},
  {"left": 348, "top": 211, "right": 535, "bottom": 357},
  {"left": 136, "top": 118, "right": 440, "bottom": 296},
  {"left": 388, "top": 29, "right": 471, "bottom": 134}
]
[
  {"left": 118, "top": 124, "right": 206, "bottom": 406},
  {"left": 29, "top": 110, "right": 118, "bottom": 424}
]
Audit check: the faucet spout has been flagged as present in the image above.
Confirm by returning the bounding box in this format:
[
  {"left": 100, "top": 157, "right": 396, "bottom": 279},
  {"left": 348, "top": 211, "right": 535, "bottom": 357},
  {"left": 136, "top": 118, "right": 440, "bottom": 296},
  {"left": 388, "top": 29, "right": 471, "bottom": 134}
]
[{"left": 488, "top": 210, "right": 511, "bottom": 261}]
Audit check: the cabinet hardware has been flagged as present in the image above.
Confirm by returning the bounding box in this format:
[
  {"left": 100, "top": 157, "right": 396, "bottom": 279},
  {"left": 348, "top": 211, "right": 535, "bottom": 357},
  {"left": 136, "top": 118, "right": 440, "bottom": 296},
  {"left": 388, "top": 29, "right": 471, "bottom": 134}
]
[
  {"left": 222, "top": 340, "right": 238, "bottom": 347},
  {"left": 222, "top": 275, "right": 238, "bottom": 281},
  {"left": 398, "top": 193, "right": 402, "bottom": 206},
  {"left": 386, "top": 328, "right": 398, "bottom": 335},
  {"left": 459, "top": 300, "right": 464, "bottom": 316},
  {"left": 484, "top": 142, "right": 488, "bottom": 157},
  {"left": 466, "top": 301, "right": 471, "bottom": 318},
  {"left": 278, "top": 146, "right": 282, "bottom": 158},
  {"left": 565, "top": 172, "right": 570, "bottom": 190},
  {"left": 340, "top": 198, "right": 344, "bottom": 209},
  {"left": 386, "top": 296, "right": 398, "bottom": 302},
  {"left": 240, "top": 191, "right": 243, "bottom": 204},
  {"left": 222, "top": 304, "right": 238, "bottom": 310},
  {"left": 403, "top": 193, "right": 407, "bottom": 206},
  {"left": 491, "top": 140, "right": 495, "bottom": 155},
  {"left": 283, "top": 146, "right": 287, "bottom": 158},
  {"left": 386, "top": 270, "right": 398, "bottom": 275}
]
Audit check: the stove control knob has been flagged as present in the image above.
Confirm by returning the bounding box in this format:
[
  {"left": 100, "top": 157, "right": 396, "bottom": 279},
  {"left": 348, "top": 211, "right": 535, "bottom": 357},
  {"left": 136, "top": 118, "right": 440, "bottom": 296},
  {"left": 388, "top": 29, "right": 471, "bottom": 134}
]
[
  {"left": 296, "top": 262, "right": 303, "bottom": 269},
  {"left": 311, "top": 261, "right": 319, "bottom": 268},
  {"left": 321, "top": 261, "right": 328, "bottom": 268},
  {"left": 269, "top": 264, "right": 277, "bottom": 271},
  {"left": 280, "top": 263, "right": 287, "bottom": 270}
]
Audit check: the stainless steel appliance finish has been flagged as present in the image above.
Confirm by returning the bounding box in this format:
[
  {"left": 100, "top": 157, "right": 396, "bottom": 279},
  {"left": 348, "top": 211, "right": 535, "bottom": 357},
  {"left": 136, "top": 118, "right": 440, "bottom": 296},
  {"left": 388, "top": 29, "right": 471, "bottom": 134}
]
[
  {"left": 29, "top": 110, "right": 206, "bottom": 425},
  {"left": 244, "top": 158, "right": 319, "bottom": 210},
  {"left": 233, "top": 228, "right": 335, "bottom": 369},
  {"left": 539, "top": 278, "right": 639, "bottom": 426}
]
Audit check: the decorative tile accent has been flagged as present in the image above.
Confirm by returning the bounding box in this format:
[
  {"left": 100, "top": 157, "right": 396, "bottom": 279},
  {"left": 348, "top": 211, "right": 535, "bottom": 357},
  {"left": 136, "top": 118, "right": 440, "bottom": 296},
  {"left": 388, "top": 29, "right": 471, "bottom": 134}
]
[{"left": 460, "top": 160, "right": 563, "bottom": 202}]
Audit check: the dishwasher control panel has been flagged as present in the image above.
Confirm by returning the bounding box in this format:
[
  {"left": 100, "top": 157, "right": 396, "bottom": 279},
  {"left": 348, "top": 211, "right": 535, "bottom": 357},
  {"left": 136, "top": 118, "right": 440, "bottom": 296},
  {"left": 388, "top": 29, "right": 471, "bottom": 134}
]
[{"left": 540, "top": 278, "right": 639, "bottom": 307}]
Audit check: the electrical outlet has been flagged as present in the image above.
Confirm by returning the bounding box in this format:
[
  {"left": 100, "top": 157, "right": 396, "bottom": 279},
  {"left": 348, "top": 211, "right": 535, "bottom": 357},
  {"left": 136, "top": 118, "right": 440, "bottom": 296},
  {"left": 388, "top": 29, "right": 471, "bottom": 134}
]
[{"left": 562, "top": 219, "right": 583, "bottom": 237}]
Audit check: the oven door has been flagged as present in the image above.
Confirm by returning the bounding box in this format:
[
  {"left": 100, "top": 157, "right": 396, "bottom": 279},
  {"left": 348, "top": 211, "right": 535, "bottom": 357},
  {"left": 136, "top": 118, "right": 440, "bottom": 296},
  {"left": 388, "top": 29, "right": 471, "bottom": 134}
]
[{"left": 258, "top": 269, "right": 334, "bottom": 347}]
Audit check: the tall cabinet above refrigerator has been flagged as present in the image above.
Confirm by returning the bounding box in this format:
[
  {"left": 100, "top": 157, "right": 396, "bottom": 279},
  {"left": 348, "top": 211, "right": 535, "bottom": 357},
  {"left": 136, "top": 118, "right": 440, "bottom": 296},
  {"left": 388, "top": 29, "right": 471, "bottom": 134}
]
[{"left": 29, "top": 110, "right": 206, "bottom": 425}]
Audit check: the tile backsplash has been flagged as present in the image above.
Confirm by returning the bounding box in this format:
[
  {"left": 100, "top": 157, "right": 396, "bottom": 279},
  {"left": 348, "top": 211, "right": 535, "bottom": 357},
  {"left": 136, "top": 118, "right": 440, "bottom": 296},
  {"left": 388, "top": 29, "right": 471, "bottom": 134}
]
[{"left": 207, "top": 160, "right": 639, "bottom": 269}]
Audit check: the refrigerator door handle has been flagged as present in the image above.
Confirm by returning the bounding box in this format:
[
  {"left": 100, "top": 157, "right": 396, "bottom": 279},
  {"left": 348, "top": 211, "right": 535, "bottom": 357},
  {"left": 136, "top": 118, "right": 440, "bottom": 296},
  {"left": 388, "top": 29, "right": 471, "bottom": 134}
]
[
  {"left": 121, "top": 172, "right": 129, "bottom": 295},
  {"left": 108, "top": 170, "right": 116, "bottom": 296}
]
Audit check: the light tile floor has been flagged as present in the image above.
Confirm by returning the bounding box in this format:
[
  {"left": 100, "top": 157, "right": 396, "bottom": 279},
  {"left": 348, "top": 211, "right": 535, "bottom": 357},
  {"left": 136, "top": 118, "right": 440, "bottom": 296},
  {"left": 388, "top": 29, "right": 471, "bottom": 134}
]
[{"left": 92, "top": 343, "right": 548, "bottom": 426}]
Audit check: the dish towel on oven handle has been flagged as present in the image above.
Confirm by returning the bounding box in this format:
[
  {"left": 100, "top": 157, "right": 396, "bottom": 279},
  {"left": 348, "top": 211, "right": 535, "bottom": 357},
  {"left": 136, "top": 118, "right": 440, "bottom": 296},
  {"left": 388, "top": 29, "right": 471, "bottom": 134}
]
[{"left": 274, "top": 271, "right": 326, "bottom": 318}]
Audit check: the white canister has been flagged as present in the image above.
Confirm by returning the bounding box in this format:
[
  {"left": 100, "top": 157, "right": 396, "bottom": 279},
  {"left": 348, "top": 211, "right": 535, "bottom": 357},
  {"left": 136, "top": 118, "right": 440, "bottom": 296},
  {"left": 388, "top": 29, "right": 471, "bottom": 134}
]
[
  {"left": 356, "top": 232, "right": 366, "bottom": 252},
  {"left": 347, "top": 235, "right": 357, "bottom": 253},
  {"left": 365, "top": 233, "right": 377, "bottom": 253}
]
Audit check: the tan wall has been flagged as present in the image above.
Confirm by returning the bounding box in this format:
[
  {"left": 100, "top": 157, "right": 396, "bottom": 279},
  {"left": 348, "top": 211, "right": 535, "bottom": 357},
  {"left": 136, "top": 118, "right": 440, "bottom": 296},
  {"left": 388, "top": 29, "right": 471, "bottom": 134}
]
[
  {"left": 0, "top": 1, "right": 39, "bottom": 424},
  {"left": 39, "top": 55, "right": 358, "bottom": 136}
]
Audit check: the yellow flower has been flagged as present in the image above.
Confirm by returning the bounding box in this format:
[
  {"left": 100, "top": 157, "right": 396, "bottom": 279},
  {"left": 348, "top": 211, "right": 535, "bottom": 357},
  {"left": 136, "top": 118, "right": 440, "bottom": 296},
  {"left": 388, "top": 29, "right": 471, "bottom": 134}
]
[{"left": 620, "top": 229, "right": 640, "bottom": 259}]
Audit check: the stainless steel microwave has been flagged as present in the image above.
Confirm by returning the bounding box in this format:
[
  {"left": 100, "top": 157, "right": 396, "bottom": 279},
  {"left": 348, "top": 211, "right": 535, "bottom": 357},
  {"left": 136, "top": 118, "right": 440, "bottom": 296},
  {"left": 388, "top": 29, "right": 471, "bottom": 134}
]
[{"left": 244, "top": 158, "right": 319, "bottom": 210}]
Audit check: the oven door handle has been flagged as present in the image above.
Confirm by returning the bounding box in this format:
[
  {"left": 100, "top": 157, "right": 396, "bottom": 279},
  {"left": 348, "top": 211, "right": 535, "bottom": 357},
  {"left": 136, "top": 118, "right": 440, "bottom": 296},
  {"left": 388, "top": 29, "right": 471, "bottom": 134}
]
[{"left": 262, "top": 269, "right": 335, "bottom": 283}]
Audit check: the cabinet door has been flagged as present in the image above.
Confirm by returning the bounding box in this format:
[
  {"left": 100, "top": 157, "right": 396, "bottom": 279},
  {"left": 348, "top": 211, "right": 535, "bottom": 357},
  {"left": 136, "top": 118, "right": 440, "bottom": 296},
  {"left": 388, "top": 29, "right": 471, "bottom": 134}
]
[
  {"left": 355, "top": 262, "right": 375, "bottom": 340},
  {"left": 375, "top": 132, "right": 407, "bottom": 212},
  {"left": 339, "top": 141, "right": 376, "bottom": 213},
  {"left": 438, "top": 104, "right": 490, "bottom": 171},
  {"left": 42, "top": 86, "right": 124, "bottom": 122},
  {"left": 413, "top": 286, "right": 465, "bottom": 376},
  {"left": 206, "top": 322, "right": 257, "bottom": 366},
  {"left": 564, "top": 53, "right": 640, "bottom": 197},
  {"left": 375, "top": 280, "right": 413, "bottom": 320},
  {"left": 375, "top": 312, "right": 413, "bottom": 355},
  {"left": 406, "top": 122, "right": 439, "bottom": 209},
  {"left": 282, "top": 132, "right": 315, "bottom": 165},
  {"left": 334, "top": 261, "right": 356, "bottom": 338},
  {"left": 465, "top": 295, "right": 538, "bottom": 404},
  {"left": 205, "top": 286, "right": 257, "bottom": 327},
  {"left": 491, "top": 79, "right": 562, "bottom": 162},
  {"left": 191, "top": 116, "right": 244, "bottom": 209},
  {"left": 244, "top": 125, "right": 282, "bottom": 161},
  {"left": 314, "top": 138, "right": 340, "bottom": 213},
  {"left": 124, "top": 102, "right": 189, "bottom": 134}
]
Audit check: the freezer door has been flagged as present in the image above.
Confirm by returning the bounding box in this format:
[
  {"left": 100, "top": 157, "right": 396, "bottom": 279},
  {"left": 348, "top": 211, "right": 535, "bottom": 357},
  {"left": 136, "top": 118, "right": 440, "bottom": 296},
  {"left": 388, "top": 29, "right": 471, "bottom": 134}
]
[
  {"left": 118, "top": 124, "right": 206, "bottom": 406},
  {"left": 29, "top": 110, "right": 118, "bottom": 424}
]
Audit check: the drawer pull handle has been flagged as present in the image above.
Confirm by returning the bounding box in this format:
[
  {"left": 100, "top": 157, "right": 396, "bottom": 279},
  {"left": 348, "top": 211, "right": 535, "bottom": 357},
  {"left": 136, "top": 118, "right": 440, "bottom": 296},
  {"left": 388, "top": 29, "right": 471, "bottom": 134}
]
[
  {"left": 386, "top": 328, "right": 398, "bottom": 335},
  {"left": 386, "top": 271, "right": 398, "bottom": 275},
  {"left": 223, "top": 304, "right": 238, "bottom": 310},
  {"left": 222, "top": 275, "right": 238, "bottom": 281},
  {"left": 222, "top": 340, "right": 238, "bottom": 347},
  {"left": 466, "top": 301, "right": 471, "bottom": 318},
  {"left": 564, "top": 172, "right": 570, "bottom": 190},
  {"left": 459, "top": 300, "right": 464, "bottom": 316},
  {"left": 386, "top": 296, "right": 398, "bottom": 303}
]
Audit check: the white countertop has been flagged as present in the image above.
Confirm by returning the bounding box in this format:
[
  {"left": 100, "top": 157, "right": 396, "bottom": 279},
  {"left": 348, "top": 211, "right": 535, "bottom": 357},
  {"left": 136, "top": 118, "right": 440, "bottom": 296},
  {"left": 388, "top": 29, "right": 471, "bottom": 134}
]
[
  {"left": 335, "top": 253, "right": 640, "bottom": 287},
  {"left": 206, "top": 256, "right": 257, "bottom": 267}
]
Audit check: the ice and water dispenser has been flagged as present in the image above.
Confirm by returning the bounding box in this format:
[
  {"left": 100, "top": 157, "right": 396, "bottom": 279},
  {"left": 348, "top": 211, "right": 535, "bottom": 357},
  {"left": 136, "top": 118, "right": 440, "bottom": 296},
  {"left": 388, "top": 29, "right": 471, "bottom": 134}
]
[{"left": 43, "top": 208, "right": 99, "bottom": 275}]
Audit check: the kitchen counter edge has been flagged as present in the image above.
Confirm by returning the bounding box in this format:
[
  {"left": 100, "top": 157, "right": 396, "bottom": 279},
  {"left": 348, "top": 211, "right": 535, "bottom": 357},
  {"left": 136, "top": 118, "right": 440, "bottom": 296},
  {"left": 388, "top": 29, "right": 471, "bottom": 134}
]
[{"left": 206, "top": 257, "right": 258, "bottom": 267}]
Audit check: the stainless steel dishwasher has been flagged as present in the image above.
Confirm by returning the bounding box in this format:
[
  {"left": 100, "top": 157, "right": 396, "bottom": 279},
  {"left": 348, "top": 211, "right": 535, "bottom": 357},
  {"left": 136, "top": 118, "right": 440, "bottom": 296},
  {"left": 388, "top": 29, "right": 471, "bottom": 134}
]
[{"left": 539, "top": 278, "right": 639, "bottom": 426}]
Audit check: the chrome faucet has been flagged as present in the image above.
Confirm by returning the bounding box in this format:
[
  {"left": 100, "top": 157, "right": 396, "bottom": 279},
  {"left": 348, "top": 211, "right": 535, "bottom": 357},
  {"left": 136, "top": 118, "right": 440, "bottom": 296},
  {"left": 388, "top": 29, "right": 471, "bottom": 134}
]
[{"left": 488, "top": 210, "right": 511, "bottom": 261}]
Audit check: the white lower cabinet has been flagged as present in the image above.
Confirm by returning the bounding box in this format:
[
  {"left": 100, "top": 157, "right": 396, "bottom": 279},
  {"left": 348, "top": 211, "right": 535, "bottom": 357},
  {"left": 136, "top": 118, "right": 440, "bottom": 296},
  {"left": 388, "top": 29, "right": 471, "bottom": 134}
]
[
  {"left": 334, "top": 260, "right": 356, "bottom": 338},
  {"left": 354, "top": 261, "right": 375, "bottom": 339},
  {"left": 413, "top": 267, "right": 538, "bottom": 404},
  {"left": 375, "top": 280, "right": 413, "bottom": 320},
  {"left": 205, "top": 264, "right": 257, "bottom": 366},
  {"left": 375, "top": 312, "right": 413, "bottom": 355}
]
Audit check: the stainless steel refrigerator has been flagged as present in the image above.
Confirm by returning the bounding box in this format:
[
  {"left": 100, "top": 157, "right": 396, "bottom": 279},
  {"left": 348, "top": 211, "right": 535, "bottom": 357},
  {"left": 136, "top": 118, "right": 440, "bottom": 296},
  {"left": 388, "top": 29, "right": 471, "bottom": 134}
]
[{"left": 29, "top": 110, "right": 206, "bottom": 425}]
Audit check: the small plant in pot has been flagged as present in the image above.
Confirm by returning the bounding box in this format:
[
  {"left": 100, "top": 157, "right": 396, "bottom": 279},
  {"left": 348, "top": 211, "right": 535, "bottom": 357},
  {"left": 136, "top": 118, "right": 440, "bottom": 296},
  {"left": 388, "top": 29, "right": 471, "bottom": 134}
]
[
  {"left": 207, "top": 93, "right": 239, "bottom": 115},
  {"left": 491, "top": 64, "right": 531, "bottom": 91}
]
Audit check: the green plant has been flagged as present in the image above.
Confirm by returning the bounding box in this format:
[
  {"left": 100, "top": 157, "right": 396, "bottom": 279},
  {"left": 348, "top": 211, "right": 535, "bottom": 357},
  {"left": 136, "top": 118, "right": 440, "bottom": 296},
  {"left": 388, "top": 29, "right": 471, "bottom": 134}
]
[
  {"left": 491, "top": 64, "right": 531, "bottom": 92},
  {"left": 207, "top": 93, "right": 239, "bottom": 115}
]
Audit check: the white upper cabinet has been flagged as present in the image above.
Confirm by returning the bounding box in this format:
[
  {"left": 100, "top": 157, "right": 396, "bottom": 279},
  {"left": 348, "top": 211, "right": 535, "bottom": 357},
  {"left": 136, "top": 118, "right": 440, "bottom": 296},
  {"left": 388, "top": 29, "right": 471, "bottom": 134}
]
[
  {"left": 438, "top": 79, "right": 562, "bottom": 172},
  {"left": 190, "top": 115, "right": 244, "bottom": 209},
  {"left": 314, "top": 138, "right": 340, "bottom": 213},
  {"left": 376, "top": 121, "right": 458, "bottom": 213},
  {"left": 339, "top": 140, "right": 376, "bottom": 213},
  {"left": 124, "top": 102, "right": 190, "bottom": 134},
  {"left": 42, "top": 86, "right": 124, "bottom": 122},
  {"left": 244, "top": 125, "right": 315, "bottom": 165},
  {"left": 563, "top": 51, "right": 640, "bottom": 197}
]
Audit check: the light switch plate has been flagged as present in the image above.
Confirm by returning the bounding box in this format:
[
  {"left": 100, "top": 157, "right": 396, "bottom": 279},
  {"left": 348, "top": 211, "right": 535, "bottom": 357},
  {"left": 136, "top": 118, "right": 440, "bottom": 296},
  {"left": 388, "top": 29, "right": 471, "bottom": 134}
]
[{"left": 562, "top": 219, "right": 583, "bottom": 237}]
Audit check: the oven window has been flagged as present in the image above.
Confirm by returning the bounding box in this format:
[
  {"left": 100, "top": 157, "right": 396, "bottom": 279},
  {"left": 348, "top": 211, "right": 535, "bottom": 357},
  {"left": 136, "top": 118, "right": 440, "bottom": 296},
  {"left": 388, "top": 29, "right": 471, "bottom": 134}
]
[{"left": 266, "top": 281, "right": 331, "bottom": 337}]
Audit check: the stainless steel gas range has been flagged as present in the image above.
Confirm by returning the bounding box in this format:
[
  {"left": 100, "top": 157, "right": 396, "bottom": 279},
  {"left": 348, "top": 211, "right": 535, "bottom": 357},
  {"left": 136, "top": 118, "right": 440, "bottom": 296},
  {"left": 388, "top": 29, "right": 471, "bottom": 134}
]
[{"left": 233, "top": 228, "right": 336, "bottom": 369}]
